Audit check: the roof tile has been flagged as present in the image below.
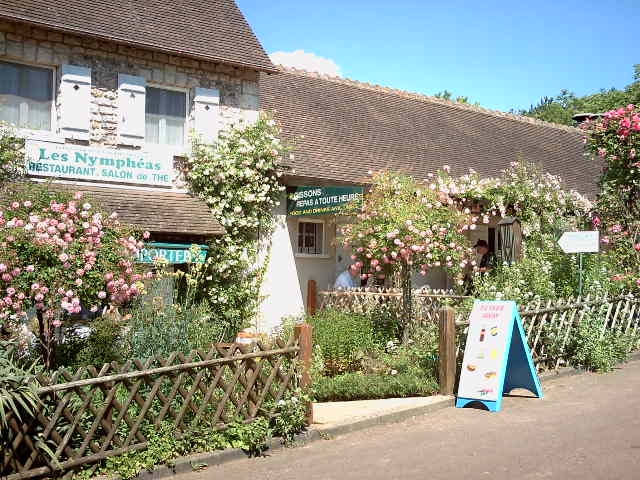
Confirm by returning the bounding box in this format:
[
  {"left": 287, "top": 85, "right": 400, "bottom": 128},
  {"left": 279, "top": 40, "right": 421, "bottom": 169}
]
[
  {"left": 261, "top": 68, "right": 600, "bottom": 197},
  {"left": 0, "top": 0, "right": 276, "bottom": 72}
]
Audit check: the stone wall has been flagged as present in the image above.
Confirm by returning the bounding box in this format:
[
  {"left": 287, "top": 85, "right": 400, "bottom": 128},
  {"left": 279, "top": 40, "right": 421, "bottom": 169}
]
[{"left": 0, "top": 20, "right": 260, "bottom": 147}]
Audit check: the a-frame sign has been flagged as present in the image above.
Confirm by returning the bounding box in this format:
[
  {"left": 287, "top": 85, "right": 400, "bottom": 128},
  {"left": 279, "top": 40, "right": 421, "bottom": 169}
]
[{"left": 456, "top": 300, "right": 543, "bottom": 412}]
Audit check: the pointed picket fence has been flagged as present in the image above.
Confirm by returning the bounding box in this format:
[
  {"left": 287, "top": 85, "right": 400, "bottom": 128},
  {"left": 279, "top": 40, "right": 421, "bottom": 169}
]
[{"left": 456, "top": 293, "right": 640, "bottom": 371}]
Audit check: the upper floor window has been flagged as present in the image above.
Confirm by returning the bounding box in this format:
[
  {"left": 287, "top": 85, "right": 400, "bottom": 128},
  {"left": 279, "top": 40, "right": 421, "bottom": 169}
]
[
  {"left": 145, "top": 87, "right": 186, "bottom": 146},
  {"left": 0, "top": 61, "right": 53, "bottom": 131}
]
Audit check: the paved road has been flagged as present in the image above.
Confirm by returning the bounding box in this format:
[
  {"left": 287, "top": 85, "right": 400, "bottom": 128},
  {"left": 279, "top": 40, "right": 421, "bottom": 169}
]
[{"left": 177, "top": 361, "right": 640, "bottom": 480}]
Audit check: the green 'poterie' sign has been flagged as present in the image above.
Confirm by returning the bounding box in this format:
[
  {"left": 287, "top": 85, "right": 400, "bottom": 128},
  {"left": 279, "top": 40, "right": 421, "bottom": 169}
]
[
  {"left": 287, "top": 186, "right": 363, "bottom": 216},
  {"left": 137, "top": 243, "right": 208, "bottom": 264}
]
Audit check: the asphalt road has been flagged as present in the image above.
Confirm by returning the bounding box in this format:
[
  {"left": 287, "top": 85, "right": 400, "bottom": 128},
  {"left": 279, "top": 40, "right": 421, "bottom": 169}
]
[{"left": 177, "top": 360, "right": 640, "bottom": 480}]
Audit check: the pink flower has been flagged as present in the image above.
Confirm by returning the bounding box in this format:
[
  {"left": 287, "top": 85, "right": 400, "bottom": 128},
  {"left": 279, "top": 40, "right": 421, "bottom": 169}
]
[
  {"left": 98, "top": 291, "right": 107, "bottom": 299},
  {"left": 74, "top": 191, "right": 83, "bottom": 200},
  {"left": 104, "top": 272, "right": 114, "bottom": 281},
  {"left": 90, "top": 305, "right": 98, "bottom": 313},
  {"left": 26, "top": 265, "right": 35, "bottom": 273},
  {"left": 0, "top": 264, "right": 6, "bottom": 273},
  {"left": 23, "top": 201, "right": 32, "bottom": 208},
  {"left": 635, "top": 243, "right": 640, "bottom": 252},
  {"left": 75, "top": 278, "right": 83, "bottom": 286},
  {"left": 52, "top": 319, "right": 62, "bottom": 327},
  {"left": 58, "top": 253, "right": 69, "bottom": 262},
  {"left": 143, "top": 231, "right": 151, "bottom": 239},
  {"left": 10, "top": 202, "right": 19, "bottom": 209}
]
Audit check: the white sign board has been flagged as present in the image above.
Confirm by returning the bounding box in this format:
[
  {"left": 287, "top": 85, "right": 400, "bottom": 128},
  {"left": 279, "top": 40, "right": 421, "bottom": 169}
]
[
  {"left": 557, "top": 231, "right": 599, "bottom": 254},
  {"left": 457, "top": 302, "right": 514, "bottom": 402},
  {"left": 25, "top": 140, "right": 174, "bottom": 187}
]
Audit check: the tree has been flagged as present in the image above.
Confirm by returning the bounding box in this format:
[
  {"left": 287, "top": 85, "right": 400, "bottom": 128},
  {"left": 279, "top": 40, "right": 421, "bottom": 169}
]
[
  {"left": 520, "top": 65, "right": 640, "bottom": 126},
  {"left": 341, "top": 172, "right": 475, "bottom": 340}
]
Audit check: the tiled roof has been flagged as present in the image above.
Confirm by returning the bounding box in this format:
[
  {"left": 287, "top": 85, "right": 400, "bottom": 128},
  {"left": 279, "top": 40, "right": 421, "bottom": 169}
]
[
  {"left": 261, "top": 67, "right": 599, "bottom": 197},
  {"left": 0, "top": 0, "right": 276, "bottom": 72},
  {"left": 67, "top": 185, "right": 224, "bottom": 236}
]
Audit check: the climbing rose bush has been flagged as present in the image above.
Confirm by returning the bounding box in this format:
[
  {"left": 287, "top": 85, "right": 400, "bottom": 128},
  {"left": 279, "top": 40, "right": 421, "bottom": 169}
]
[
  {"left": 0, "top": 185, "right": 149, "bottom": 365},
  {"left": 185, "top": 114, "right": 288, "bottom": 331},
  {"left": 342, "top": 171, "right": 475, "bottom": 286},
  {"left": 0, "top": 122, "right": 26, "bottom": 184},
  {"left": 582, "top": 105, "right": 640, "bottom": 292},
  {"left": 433, "top": 159, "right": 592, "bottom": 237}
]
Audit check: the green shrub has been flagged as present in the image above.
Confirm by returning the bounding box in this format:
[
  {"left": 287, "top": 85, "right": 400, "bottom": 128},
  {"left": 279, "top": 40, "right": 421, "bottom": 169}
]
[
  {"left": 313, "top": 371, "right": 438, "bottom": 402},
  {"left": 56, "top": 318, "right": 126, "bottom": 369},
  {"left": 268, "top": 388, "right": 310, "bottom": 446},
  {"left": 567, "top": 314, "right": 637, "bottom": 372},
  {"left": 307, "top": 309, "right": 378, "bottom": 375},
  {"left": 126, "top": 299, "right": 227, "bottom": 360}
]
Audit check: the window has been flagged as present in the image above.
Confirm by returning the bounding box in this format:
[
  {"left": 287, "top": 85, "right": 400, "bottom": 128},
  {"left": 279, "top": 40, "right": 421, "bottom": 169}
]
[
  {"left": 0, "top": 61, "right": 53, "bottom": 130},
  {"left": 297, "top": 220, "right": 324, "bottom": 255},
  {"left": 145, "top": 87, "right": 186, "bottom": 145}
]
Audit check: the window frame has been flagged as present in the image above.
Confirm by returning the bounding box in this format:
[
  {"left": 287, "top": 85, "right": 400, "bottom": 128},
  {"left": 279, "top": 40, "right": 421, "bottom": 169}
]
[
  {"left": 0, "top": 58, "right": 59, "bottom": 141},
  {"left": 295, "top": 218, "right": 328, "bottom": 258},
  {"left": 144, "top": 83, "right": 189, "bottom": 149}
]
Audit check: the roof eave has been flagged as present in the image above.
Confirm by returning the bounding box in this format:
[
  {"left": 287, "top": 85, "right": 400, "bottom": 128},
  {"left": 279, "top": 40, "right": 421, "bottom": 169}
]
[{"left": 0, "top": 14, "right": 279, "bottom": 74}]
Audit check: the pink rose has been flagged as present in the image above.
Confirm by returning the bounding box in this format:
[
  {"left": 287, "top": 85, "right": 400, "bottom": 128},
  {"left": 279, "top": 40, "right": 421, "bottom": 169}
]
[{"left": 59, "top": 253, "right": 69, "bottom": 262}]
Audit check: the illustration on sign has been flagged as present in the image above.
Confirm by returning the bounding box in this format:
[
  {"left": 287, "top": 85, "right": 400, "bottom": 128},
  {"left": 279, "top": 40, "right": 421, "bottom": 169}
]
[
  {"left": 287, "top": 186, "right": 363, "bottom": 216},
  {"left": 137, "top": 243, "right": 208, "bottom": 264},
  {"left": 456, "top": 300, "right": 543, "bottom": 412},
  {"left": 25, "top": 140, "right": 174, "bottom": 187}
]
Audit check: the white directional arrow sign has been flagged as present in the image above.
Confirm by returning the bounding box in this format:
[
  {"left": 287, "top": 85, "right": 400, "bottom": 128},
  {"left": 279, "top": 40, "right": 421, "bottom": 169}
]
[{"left": 557, "top": 231, "right": 600, "bottom": 254}]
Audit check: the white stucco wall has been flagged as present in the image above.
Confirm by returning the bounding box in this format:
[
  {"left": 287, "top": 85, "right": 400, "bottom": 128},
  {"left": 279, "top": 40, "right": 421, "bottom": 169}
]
[{"left": 256, "top": 198, "right": 304, "bottom": 333}]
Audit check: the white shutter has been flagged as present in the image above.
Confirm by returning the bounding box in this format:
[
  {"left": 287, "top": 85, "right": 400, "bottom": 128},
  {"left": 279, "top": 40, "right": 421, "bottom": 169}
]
[
  {"left": 117, "top": 74, "right": 146, "bottom": 145},
  {"left": 193, "top": 87, "right": 220, "bottom": 144},
  {"left": 60, "top": 65, "right": 91, "bottom": 140}
]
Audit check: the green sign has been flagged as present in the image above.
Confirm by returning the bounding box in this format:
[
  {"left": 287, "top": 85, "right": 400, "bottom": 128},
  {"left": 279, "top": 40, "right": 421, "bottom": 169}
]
[
  {"left": 287, "top": 186, "right": 363, "bottom": 216},
  {"left": 26, "top": 139, "right": 174, "bottom": 187},
  {"left": 137, "top": 243, "right": 208, "bottom": 264}
]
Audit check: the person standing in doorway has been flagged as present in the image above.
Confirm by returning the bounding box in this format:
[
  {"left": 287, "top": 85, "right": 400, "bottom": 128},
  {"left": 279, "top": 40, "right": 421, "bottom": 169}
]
[{"left": 474, "top": 240, "right": 496, "bottom": 273}]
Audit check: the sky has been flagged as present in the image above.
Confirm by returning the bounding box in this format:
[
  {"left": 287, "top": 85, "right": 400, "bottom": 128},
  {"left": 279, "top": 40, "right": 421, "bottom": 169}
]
[{"left": 237, "top": 0, "right": 639, "bottom": 112}]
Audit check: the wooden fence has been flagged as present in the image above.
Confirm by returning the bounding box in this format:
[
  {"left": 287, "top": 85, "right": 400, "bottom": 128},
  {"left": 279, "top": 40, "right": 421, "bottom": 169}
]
[
  {"left": 454, "top": 294, "right": 640, "bottom": 371},
  {"left": 318, "top": 287, "right": 470, "bottom": 325},
  {"left": 2, "top": 329, "right": 311, "bottom": 480}
]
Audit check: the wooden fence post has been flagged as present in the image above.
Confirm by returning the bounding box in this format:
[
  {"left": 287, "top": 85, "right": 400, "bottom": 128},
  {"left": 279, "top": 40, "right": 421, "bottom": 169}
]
[
  {"left": 294, "top": 323, "right": 314, "bottom": 425},
  {"left": 438, "top": 306, "right": 457, "bottom": 396},
  {"left": 307, "top": 279, "right": 317, "bottom": 316}
]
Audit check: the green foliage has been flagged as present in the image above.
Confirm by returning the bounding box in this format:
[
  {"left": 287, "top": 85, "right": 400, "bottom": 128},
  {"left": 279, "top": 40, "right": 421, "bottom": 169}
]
[
  {"left": 471, "top": 237, "right": 573, "bottom": 303},
  {"left": 185, "top": 114, "right": 288, "bottom": 331},
  {"left": 56, "top": 318, "right": 126, "bottom": 369},
  {"left": 310, "top": 322, "right": 440, "bottom": 402},
  {"left": 308, "top": 309, "right": 378, "bottom": 375},
  {"left": 567, "top": 314, "right": 638, "bottom": 372},
  {"left": 268, "top": 389, "right": 310, "bottom": 446},
  {"left": 434, "top": 90, "right": 479, "bottom": 106},
  {"left": 223, "top": 417, "right": 271, "bottom": 456},
  {"left": 0, "top": 123, "right": 26, "bottom": 185},
  {"left": 313, "top": 371, "right": 438, "bottom": 402},
  {"left": 520, "top": 65, "right": 640, "bottom": 125},
  {"left": 79, "top": 417, "right": 276, "bottom": 479},
  {"left": 126, "top": 293, "right": 227, "bottom": 360},
  {"left": 0, "top": 340, "right": 39, "bottom": 435}
]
